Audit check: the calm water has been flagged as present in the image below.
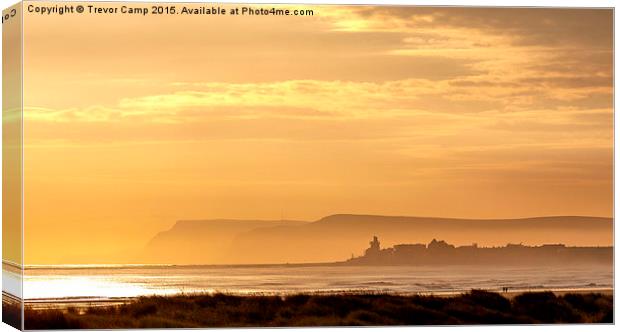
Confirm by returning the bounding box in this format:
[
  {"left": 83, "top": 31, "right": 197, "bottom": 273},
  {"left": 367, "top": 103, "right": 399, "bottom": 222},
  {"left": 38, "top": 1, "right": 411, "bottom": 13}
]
[{"left": 9, "top": 264, "right": 613, "bottom": 301}]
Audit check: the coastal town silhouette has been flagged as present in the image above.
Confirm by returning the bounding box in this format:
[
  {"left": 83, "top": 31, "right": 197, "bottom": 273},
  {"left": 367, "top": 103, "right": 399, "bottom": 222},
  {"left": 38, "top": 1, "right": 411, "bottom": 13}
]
[{"left": 346, "top": 236, "right": 612, "bottom": 266}]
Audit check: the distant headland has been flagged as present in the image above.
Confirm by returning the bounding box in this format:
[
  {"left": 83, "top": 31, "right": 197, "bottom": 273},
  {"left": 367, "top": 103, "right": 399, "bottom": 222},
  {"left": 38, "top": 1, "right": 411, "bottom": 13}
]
[{"left": 138, "top": 214, "right": 612, "bottom": 265}]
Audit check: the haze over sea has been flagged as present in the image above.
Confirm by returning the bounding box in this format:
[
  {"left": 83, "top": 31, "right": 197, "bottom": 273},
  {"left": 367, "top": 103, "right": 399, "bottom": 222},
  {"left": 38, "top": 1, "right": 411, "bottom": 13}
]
[{"left": 7, "top": 264, "right": 612, "bottom": 302}]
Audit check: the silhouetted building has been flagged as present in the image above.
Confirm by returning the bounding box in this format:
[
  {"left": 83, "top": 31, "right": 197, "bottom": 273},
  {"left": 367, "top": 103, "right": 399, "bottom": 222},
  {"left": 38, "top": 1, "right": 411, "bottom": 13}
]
[
  {"left": 428, "top": 239, "right": 455, "bottom": 250},
  {"left": 365, "top": 236, "right": 381, "bottom": 257}
]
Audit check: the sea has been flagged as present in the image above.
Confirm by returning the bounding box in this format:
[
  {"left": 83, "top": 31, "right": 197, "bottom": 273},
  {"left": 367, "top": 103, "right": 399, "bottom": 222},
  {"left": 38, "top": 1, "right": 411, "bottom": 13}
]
[{"left": 3, "top": 264, "right": 612, "bottom": 306}]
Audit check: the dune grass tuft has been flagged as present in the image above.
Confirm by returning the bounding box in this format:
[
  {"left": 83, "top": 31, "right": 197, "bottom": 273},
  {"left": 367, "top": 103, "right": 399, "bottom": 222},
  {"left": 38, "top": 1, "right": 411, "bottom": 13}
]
[{"left": 21, "top": 290, "right": 613, "bottom": 329}]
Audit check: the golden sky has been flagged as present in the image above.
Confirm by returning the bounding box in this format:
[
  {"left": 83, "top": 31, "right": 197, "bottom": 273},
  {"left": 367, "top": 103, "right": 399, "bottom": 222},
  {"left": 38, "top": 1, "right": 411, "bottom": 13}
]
[{"left": 21, "top": 3, "right": 612, "bottom": 264}]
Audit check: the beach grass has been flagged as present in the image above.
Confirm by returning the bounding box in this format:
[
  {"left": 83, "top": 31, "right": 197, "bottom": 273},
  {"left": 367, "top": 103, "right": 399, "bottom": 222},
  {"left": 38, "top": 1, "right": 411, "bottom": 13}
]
[{"left": 22, "top": 290, "right": 613, "bottom": 329}]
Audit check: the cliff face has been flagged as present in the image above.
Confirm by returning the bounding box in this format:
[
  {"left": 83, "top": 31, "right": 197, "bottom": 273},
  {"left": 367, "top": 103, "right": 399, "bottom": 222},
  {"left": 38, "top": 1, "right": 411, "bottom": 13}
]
[
  {"left": 139, "top": 214, "right": 613, "bottom": 265},
  {"left": 139, "top": 219, "right": 308, "bottom": 264}
]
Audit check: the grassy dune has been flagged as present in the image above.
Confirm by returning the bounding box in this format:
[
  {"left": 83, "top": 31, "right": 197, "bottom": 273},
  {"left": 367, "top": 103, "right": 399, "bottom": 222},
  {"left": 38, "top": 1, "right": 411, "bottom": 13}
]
[{"left": 23, "top": 290, "right": 613, "bottom": 329}]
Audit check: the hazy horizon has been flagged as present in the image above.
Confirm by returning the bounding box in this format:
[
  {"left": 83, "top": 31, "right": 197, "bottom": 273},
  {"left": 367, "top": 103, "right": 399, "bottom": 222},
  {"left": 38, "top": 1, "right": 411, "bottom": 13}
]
[{"left": 19, "top": 214, "right": 611, "bottom": 265}]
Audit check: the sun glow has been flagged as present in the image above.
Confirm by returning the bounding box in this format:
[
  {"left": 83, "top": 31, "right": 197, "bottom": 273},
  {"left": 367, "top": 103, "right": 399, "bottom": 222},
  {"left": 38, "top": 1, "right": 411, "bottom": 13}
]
[{"left": 20, "top": 3, "right": 612, "bottom": 265}]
